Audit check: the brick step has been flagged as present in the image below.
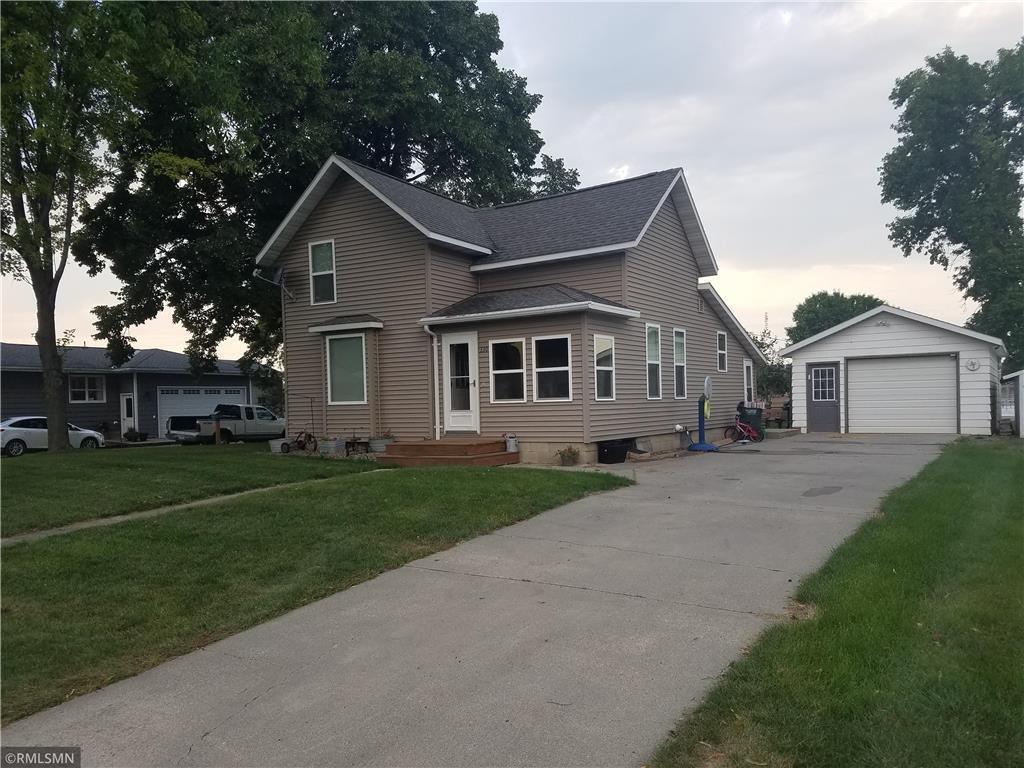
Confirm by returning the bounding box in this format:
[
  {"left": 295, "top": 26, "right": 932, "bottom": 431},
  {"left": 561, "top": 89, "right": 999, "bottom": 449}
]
[
  {"left": 383, "top": 440, "right": 506, "bottom": 457},
  {"left": 379, "top": 451, "right": 520, "bottom": 468}
]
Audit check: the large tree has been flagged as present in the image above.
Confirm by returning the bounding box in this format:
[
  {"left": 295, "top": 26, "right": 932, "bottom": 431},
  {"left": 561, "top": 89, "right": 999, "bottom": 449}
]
[
  {"left": 1, "top": 1, "right": 131, "bottom": 449},
  {"left": 786, "top": 291, "right": 885, "bottom": 345},
  {"left": 73, "top": 1, "right": 578, "bottom": 369},
  {"left": 880, "top": 42, "right": 1024, "bottom": 370}
]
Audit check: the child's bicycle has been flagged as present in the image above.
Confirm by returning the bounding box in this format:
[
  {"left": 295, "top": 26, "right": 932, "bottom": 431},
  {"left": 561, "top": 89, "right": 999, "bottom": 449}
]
[{"left": 724, "top": 416, "right": 764, "bottom": 443}]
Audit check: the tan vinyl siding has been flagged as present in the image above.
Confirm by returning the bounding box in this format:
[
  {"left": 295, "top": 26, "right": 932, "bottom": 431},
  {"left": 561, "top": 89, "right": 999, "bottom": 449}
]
[
  {"left": 579, "top": 203, "right": 748, "bottom": 442},
  {"left": 477, "top": 253, "right": 625, "bottom": 302},
  {"left": 428, "top": 246, "right": 478, "bottom": 312},
  {"left": 436, "top": 315, "right": 586, "bottom": 442},
  {"left": 279, "top": 176, "right": 432, "bottom": 440}
]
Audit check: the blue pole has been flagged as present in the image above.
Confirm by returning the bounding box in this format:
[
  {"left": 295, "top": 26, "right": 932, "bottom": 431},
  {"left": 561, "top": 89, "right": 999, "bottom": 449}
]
[{"left": 687, "top": 395, "right": 719, "bottom": 453}]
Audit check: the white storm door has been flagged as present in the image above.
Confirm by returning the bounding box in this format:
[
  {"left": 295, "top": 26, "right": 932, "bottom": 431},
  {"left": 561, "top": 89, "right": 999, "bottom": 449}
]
[
  {"left": 443, "top": 332, "right": 479, "bottom": 432},
  {"left": 120, "top": 393, "right": 136, "bottom": 436}
]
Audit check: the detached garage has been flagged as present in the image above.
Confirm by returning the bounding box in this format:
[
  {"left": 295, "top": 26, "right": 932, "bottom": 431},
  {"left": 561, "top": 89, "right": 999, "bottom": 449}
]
[{"left": 780, "top": 305, "right": 1005, "bottom": 435}]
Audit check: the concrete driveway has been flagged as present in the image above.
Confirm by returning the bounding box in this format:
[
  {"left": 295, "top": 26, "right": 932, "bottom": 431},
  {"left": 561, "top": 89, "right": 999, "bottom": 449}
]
[{"left": 3, "top": 434, "right": 951, "bottom": 767}]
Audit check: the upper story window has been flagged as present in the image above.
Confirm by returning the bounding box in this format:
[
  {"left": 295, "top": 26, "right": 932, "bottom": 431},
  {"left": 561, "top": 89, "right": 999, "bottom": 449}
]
[
  {"left": 326, "top": 333, "right": 367, "bottom": 404},
  {"left": 673, "top": 329, "right": 687, "bottom": 399},
  {"left": 68, "top": 375, "right": 105, "bottom": 403},
  {"left": 533, "top": 335, "right": 572, "bottom": 402},
  {"left": 646, "top": 324, "right": 661, "bottom": 399},
  {"left": 717, "top": 331, "right": 728, "bottom": 372},
  {"left": 309, "top": 240, "right": 336, "bottom": 305},
  {"left": 490, "top": 339, "right": 526, "bottom": 402},
  {"left": 594, "top": 335, "right": 615, "bottom": 401}
]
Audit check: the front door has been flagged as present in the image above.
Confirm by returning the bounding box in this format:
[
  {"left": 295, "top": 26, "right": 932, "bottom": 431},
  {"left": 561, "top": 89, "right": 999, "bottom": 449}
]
[
  {"left": 443, "top": 332, "right": 479, "bottom": 432},
  {"left": 806, "top": 363, "right": 840, "bottom": 432},
  {"left": 120, "top": 392, "right": 136, "bottom": 437}
]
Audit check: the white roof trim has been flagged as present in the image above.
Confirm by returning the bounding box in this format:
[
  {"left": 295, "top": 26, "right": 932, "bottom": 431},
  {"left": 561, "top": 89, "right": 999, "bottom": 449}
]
[
  {"left": 469, "top": 242, "right": 636, "bottom": 272},
  {"left": 779, "top": 304, "right": 1006, "bottom": 357},
  {"left": 418, "top": 301, "right": 640, "bottom": 326},
  {"left": 696, "top": 283, "right": 767, "bottom": 364},
  {"left": 1002, "top": 368, "right": 1024, "bottom": 381},
  {"left": 674, "top": 170, "right": 719, "bottom": 276},
  {"left": 308, "top": 320, "right": 384, "bottom": 333},
  {"left": 255, "top": 155, "right": 491, "bottom": 266}
]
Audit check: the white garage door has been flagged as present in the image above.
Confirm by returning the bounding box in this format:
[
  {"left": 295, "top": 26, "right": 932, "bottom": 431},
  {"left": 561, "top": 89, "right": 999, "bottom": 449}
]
[
  {"left": 847, "top": 356, "right": 957, "bottom": 433},
  {"left": 157, "top": 386, "right": 247, "bottom": 427}
]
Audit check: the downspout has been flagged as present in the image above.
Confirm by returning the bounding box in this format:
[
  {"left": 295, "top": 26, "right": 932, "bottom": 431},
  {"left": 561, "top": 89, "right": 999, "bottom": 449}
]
[
  {"left": 423, "top": 324, "right": 441, "bottom": 440},
  {"left": 132, "top": 372, "right": 139, "bottom": 435}
]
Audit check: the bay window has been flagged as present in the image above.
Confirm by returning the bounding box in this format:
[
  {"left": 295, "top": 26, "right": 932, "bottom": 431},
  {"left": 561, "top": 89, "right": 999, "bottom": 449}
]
[
  {"left": 490, "top": 339, "right": 526, "bottom": 402},
  {"left": 533, "top": 335, "right": 571, "bottom": 401},
  {"left": 326, "top": 334, "right": 366, "bottom": 404}
]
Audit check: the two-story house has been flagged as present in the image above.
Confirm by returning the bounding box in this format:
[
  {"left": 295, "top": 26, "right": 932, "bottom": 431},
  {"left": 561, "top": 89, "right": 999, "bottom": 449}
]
[{"left": 256, "top": 156, "right": 764, "bottom": 463}]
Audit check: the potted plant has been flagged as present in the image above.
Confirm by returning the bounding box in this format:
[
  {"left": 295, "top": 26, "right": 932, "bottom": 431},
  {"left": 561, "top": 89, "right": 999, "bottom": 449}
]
[
  {"left": 503, "top": 432, "right": 519, "bottom": 453},
  {"left": 318, "top": 435, "right": 342, "bottom": 455},
  {"left": 556, "top": 445, "right": 579, "bottom": 466},
  {"left": 368, "top": 429, "right": 395, "bottom": 453}
]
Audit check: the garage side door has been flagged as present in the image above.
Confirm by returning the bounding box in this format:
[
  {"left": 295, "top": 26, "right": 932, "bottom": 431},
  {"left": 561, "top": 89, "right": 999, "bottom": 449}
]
[
  {"left": 847, "top": 356, "right": 957, "bottom": 433},
  {"left": 157, "top": 386, "right": 247, "bottom": 428}
]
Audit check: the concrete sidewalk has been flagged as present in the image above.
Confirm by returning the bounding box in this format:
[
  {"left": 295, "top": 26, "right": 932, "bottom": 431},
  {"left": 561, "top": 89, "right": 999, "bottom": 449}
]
[{"left": 2, "top": 434, "right": 951, "bottom": 767}]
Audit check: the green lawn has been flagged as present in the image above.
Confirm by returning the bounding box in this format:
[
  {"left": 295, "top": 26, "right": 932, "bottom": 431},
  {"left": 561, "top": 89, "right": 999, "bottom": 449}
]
[
  {"left": 651, "top": 439, "right": 1024, "bottom": 768},
  {"left": 1, "top": 466, "right": 630, "bottom": 723},
  {"left": 0, "top": 443, "right": 377, "bottom": 536}
]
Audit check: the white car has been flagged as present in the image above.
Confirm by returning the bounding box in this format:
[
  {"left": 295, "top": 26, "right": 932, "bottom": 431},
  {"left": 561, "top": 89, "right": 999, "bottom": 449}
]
[{"left": 1, "top": 417, "right": 105, "bottom": 456}]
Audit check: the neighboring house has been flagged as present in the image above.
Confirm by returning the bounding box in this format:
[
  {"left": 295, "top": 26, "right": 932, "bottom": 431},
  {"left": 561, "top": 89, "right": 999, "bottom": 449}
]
[
  {"left": 779, "top": 306, "right": 1005, "bottom": 435},
  {"left": 256, "top": 155, "right": 764, "bottom": 463},
  {"left": 0, "top": 343, "right": 258, "bottom": 439},
  {"left": 1002, "top": 369, "right": 1023, "bottom": 438}
]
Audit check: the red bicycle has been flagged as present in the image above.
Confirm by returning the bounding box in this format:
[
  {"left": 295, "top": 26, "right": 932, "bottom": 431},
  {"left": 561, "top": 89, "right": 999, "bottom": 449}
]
[{"left": 724, "top": 416, "right": 764, "bottom": 443}]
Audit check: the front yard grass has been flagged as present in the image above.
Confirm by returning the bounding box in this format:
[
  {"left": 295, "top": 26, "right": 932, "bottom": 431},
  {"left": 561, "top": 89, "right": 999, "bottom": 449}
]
[
  {"left": 0, "top": 443, "right": 377, "bottom": 536},
  {"left": 1, "top": 466, "right": 630, "bottom": 723},
  {"left": 651, "top": 439, "right": 1024, "bottom": 768}
]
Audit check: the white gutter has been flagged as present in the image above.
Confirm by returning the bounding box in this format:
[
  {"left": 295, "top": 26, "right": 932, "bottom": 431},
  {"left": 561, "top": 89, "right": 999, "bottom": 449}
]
[
  {"left": 308, "top": 321, "right": 384, "bottom": 333},
  {"left": 418, "top": 301, "right": 639, "bottom": 326},
  {"left": 422, "top": 324, "right": 442, "bottom": 439},
  {"left": 469, "top": 242, "right": 636, "bottom": 273}
]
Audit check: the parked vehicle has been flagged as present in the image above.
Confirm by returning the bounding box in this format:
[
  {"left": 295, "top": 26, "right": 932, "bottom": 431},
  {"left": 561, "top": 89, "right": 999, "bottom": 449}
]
[
  {"left": 164, "top": 415, "right": 205, "bottom": 444},
  {"left": 1, "top": 417, "right": 105, "bottom": 456},
  {"left": 193, "top": 404, "right": 286, "bottom": 443}
]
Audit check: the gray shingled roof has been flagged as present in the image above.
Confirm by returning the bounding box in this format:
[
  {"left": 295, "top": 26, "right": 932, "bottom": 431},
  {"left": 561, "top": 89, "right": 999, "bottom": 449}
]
[
  {"left": 344, "top": 161, "right": 493, "bottom": 249},
  {"left": 426, "top": 284, "right": 631, "bottom": 319},
  {"left": 474, "top": 169, "right": 680, "bottom": 265},
  {"left": 1, "top": 342, "right": 245, "bottom": 375}
]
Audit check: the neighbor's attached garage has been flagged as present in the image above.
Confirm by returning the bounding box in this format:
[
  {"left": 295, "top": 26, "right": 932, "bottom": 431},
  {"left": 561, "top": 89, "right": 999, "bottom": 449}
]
[
  {"left": 846, "top": 355, "right": 957, "bottom": 433},
  {"left": 781, "top": 306, "right": 1005, "bottom": 436},
  {"left": 157, "top": 386, "right": 247, "bottom": 428}
]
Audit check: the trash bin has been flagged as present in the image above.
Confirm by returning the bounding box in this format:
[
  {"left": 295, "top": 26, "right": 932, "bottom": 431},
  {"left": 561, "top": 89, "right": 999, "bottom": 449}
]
[
  {"left": 739, "top": 406, "right": 764, "bottom": 436},
  {"left": 598, "top": 438, "right": 633, "bottom": 464}
]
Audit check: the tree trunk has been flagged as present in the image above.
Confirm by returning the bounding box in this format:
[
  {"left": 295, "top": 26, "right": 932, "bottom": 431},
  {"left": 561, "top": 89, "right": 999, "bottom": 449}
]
[{"left": 34, "top": 277, "right": 71, "bottom": 451}]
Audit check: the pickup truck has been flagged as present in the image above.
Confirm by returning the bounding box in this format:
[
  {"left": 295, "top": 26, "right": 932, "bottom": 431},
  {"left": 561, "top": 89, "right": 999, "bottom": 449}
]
[{"left": 167, "top": 404, "right": 286, "bottom": 444}]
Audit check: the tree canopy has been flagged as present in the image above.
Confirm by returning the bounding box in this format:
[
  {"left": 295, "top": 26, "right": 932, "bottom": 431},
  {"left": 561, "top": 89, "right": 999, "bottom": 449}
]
[
  {"left": 880, "top": 42, "right": 1023, "bottom": 370},
  {"left": 786, "top": 291, "right": 886, "bottom": 345},
  {"left": 69, "top": 1, "right": 579, "bottom": 369}
]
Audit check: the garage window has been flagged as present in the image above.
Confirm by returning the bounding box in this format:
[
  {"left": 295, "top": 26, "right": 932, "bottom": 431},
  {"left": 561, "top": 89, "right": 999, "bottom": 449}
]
[
  {"left": 327, "top": 334, "right": 367, "bottom": 404},
  {"left": 812, "top": 367, "right": 836, "bottom": 401},
  {"left": 309, "top": 240, "right": 336, "bottom": 305},
  {"left": 69, "top": 375, "right": 105, "bottom": 403}
]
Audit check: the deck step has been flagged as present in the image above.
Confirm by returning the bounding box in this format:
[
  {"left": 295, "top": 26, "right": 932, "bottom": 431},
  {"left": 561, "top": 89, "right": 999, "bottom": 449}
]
[
  {"left": 383, "top": 439, "right": 506, "bottom": 457},
  {"left": 379, "top": 451, "right": 520, "bottom": 468}
]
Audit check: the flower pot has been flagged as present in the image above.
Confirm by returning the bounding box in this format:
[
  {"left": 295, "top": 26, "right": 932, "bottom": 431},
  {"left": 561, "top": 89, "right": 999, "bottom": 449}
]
[
  {"left": 368, "top": 438, "right": 388, "bottom": 453},
  {"left": 318, "top": 439, "right": 342, "bottom": 455}
]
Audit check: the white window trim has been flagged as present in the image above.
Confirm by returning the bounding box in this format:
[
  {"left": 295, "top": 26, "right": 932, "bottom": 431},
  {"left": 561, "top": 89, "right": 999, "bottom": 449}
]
[
  {"left": 811, "top": 366, "right": 836, "bottom": 402},
  {"left": 489, "top": 338, "right": 527, "bottom": 404},
  {"left": 717, "top": 331, "right": 728, "bottom": 373},
  {"left": 743, "top": 358, "right": 754, "bottom": 403},
  {"left": 532, "top": 334, "right": 573, "bottom": 403},
  {"left": 68, "top": 374, "right": 106, "bottom": 404},
  {"left": 325, "top": 332, "right": 368, "bottom": 405},
  {"left": 308, "top": 239, "right": 337, "bottom": 306},
  {"left": 594, "top": 334, "right": 616, "bottom": 401},
  {"left": 646, "top": 323, "right": 662, "bottom": 400},
  {"left": 673, "top": 328, "right": 687, "bottom": 400}
]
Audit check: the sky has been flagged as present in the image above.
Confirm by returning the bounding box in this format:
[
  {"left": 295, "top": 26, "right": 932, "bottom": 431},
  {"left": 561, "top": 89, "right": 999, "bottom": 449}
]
[{"left": 2, "top": 1, "right": 1021, "bottom": 355}]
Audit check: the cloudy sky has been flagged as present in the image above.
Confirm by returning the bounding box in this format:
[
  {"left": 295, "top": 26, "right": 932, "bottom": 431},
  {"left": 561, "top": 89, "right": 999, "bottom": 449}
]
[{"left": 2, "top": 1, "right": 1020, "bottom": 355}]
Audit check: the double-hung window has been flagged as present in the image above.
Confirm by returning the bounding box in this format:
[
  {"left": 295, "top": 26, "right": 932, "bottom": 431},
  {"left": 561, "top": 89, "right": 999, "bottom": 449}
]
[
  {"left": 744, "top": 359, "right": 754, "bottom": 403},
  {"left": 716, "top": 331, "right": 728, "bottom": 372},
  {"left": 327, "top": 334, "right": 367, "bottom": 404},
  {"left": 673, "top": 329, "right": 687, "bottom": 399},
  {"left": 594, "top": 335, "right": 615, "bottom": 401},
  {"left": 68, "top": 375, "right": 105, "bottom": 403},
  {"left": 490, "top": 339, "right": 526, "bottom": 402},
  {"left": 646, "top": 324, "right": 661, "bottom": 399},
  {"left": 533, "top": 335, "right": 571, "bottom": 401},
  {"left": 309, "top": 240, "right": 336, "bottom": 304}
]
